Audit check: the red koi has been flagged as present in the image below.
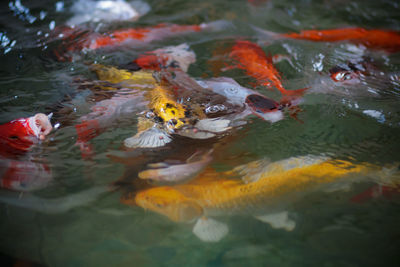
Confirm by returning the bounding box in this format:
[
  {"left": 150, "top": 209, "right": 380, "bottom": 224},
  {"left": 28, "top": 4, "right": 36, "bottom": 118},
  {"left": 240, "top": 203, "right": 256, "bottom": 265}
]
[
  {"left": 282, "top": 28, "right": 400, "bottom": 53},
  {"left": 0, "top": 158, "right": 52, "bottom": 192},
  {"left": 351, "top": 184, "right": 400, "bottom": 203},
  {"left": 0, "top": 114, "right": 52, "bottom": 156},
  {"left": 89, "top": 23, "right": 203, "bottom": 50},
  {"left": 52, "top": 20, "right": 229, "bottom": 61},
  {"left": 229, "top": 40, "right": 307, "bottom": 96}
]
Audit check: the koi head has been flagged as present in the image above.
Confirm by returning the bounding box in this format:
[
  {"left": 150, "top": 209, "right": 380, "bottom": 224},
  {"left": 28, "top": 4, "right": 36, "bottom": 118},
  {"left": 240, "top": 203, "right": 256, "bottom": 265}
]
[
  {"left": 135, "top": 187, "right": 204, "bottom": 222},
  {"left": 198, "top": 77, "right": 252, "bottom": 106},
  {"left": 329, "top": 64, "right": 361, "bottom": 85},
  {"left": 33, "top": 113, "right": 53, "bottom": 141},
  {"left": 245, "top": 94, "right": 284, "bottom": 123}
]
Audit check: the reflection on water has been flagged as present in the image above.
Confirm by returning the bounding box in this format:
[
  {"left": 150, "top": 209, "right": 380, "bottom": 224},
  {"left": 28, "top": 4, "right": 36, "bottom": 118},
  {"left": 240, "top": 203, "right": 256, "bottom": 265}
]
[{"left": 0, "top": 0, "right": 400, "bottom": 266}]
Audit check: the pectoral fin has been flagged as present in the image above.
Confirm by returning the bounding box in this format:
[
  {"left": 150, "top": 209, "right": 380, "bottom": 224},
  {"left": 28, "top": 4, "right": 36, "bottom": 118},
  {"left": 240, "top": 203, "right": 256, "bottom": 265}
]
[
  {"left": 192, "top": 217, "right": 229, "bottom": 242},
  {"left": 195, "top": 118, "right": 231, "bottom": 133},
  {"left": 254, "top": 211, "right": 296, "bottom": 231},
  {"left": 124, "top": 127, "right": 172, "bottom": 148}
]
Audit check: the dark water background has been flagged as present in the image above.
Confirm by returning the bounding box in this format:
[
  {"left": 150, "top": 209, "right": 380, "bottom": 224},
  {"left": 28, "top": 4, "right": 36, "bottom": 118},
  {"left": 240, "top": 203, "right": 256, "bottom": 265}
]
[{"left": 0, "top": 0, "right": 400, "bottom": 266}]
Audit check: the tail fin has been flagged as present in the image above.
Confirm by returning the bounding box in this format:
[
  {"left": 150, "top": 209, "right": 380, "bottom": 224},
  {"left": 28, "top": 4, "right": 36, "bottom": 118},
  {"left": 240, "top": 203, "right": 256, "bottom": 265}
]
[
  {"left": 0, "top": 186, "right": 111, "bottom": 214},
  {"left": 201, "top": 20, "right": 234, "bottom": 32},
  {"left": 250, "top": 24, "right": 281, "bottom": 40}
]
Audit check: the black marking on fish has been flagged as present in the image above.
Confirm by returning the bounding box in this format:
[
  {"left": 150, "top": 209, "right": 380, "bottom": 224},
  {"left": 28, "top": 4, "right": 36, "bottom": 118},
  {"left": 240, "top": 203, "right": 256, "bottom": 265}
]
[{"left": 245, "top": 94, "right": 279, "bottom": 113}]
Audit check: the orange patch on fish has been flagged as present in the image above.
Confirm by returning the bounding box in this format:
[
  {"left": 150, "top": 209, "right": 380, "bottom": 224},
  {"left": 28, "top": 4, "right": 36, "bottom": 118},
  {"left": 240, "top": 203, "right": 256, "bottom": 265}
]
[
  {"left": 229, "top": 40, "right": 307, "bottom": 96},
  {"left": 282, "top": 28, "right": 400, "bottom": 53}
]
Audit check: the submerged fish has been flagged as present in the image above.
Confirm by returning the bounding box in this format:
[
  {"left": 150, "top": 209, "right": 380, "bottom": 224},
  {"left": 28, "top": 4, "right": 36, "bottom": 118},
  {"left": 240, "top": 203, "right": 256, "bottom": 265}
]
[
  {"left": 128, "top": 155, "right": 393, "bottom": 242},
  {"left": 54, "top": 20, "right": 230, "bottom": 58},
  {"left": 0, "top": 158, "right": 52, "bottom": 192},
  {"left": 138, "top": 149, "right": 213, "bottom": 182},
  {"left": 254, "top": 26, "right": 400, "bottom": 53},
  {"left": 228, "top": 40, "right": 307, "bottom": 96},
  {"left": 307, "top": 59, "right": 400, "bottom": 98}
]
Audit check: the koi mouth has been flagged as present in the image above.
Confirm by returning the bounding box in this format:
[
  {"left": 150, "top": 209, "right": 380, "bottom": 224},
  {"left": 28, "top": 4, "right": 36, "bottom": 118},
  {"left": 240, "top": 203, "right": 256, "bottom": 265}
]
[{"left": 245, "top": 94, "right": 280, "bottom": 113}]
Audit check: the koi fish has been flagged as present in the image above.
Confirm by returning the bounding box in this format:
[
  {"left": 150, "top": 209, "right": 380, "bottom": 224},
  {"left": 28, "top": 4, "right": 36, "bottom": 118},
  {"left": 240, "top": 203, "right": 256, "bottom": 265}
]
[
  {"left": 123, "top": 84, "right": 206, "bottom": 148},
  {"left": 307, "top": 59, "right": 400, "bottom": 97},
  {"left": 0, "top": 158, "right": 52, "bottom": 192},
  {"left": 53, "top": 20, "right": 230, "bottom": 60},
  {"left": 282, "top": 28, "right": 400, "bottom": 53},
  {"left": 128, "top": 155, "right": 392, "bottom": 242},
  {"left": 74, "top": 43, "right": 197, "bottom": 152},
  {"left": 253, "top": 26, "right": 400, "bottom": 53},
  {"left": 228, "top": 40, "right": 308, "bottom": 96},
  {"left": 89, "top": 20, "right": 231, "bottom": 50},
  {"left": 351, "top": 184, "right": 400, "bottom": 203},
  {"left": 0, "top": 185, "right": 112, "bottom": 214},
  {"left": 196, "top": 77, "right": 284, "bottom": 123},
  {"left": 138, "top": 149, "right": 213, "bottom": 183},
  {"left": 0, "top": 113, "right": 53, "bottom": 156},
  {"left": 132, "top": 43, "right": 196, "bottom": 72}
]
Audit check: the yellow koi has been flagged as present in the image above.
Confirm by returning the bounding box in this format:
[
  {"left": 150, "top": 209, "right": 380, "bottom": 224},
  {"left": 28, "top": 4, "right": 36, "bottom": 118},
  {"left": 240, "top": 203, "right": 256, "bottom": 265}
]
[
  {"left": 90, "top": 64, "right": 157, "bottom": 88},
  {"left": 126, "top": 155, "right": 393, "bottom": 241},
  {"left": 147, "top": 85, "right": 187, "bottom": 130}
]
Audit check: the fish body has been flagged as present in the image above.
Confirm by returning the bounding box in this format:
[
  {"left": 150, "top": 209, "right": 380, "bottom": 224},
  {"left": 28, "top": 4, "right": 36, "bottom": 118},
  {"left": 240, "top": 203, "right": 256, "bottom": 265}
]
[
  {"left": 133, "top": 43, "right": 196, "bottom": 72},
  {"left": 0, "top": 158, "right": 52, "bottom": 192},
  {"left": 134, "top": 156, "right": 374, "bottom": 223},
  {"left": 282, "top": 28, "right": 400, "bottom": 53},
  {"left": 85, "top": 20, "right": 229, "bottom": 50},
  {"left": 75, "top": 66, "right": 156, "bottom": 143},
  {"left": 229, "top": 40, "right": 307, "bottom": 96}
]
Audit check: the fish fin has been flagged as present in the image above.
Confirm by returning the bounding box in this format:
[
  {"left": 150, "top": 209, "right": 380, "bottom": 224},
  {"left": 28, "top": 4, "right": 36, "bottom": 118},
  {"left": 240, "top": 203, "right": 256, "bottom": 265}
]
[
  {"left": 186, "top": 149, "right": 213, "bottom": 163},
  {"left": 250, "top": 24, "right": 280, "bottom": 40},
  {"left": 192, "top": 217, "right": 229, "bottom": 242},
  {"left": 195, "top": 118, "right": 231, "bottom": 133},
  {"left": 250, "top": 109, "right": 284, "bottom": 123},
  {"left": 147, "top": 162, "right": 170, "bottom": 168},
  {"left": 124, "top": 127, "right": 172, "bottom": 148},
  {"left": 0, "top": 186, "right": 111, "bottom": 214},
  {"left": 177, "top": 128, "right": 216, "bottom": 139},
  {"left": 254, "top": 211, "right": 296, "bottom": 231},
  {"left": 201, "top": 20, "right": 233, "bottom": 32}
]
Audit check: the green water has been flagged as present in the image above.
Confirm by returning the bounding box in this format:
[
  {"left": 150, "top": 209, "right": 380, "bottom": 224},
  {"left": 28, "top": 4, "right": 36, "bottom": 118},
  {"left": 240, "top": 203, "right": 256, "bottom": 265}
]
[{"left": 1, "top": 0, "right": 400, "bottom": 266}]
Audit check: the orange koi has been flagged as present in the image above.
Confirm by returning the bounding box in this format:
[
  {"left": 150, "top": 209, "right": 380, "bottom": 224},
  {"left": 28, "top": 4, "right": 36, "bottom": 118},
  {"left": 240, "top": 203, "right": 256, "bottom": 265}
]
[
  {"left": 229, "top": 40, "right": 307, "bottom": 96},
  {"left": 281, "top": 27, "right": 400, "bottom": 53},
  {"left": 52, "top": 20, "right": 228, "bottom": 61}
]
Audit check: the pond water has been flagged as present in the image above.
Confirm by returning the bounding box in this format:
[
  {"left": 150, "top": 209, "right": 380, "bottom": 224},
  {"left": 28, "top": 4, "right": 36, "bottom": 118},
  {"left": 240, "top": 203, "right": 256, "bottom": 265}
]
[{"left": 0, "top": 0, "right": 400, "bottom": 266}]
